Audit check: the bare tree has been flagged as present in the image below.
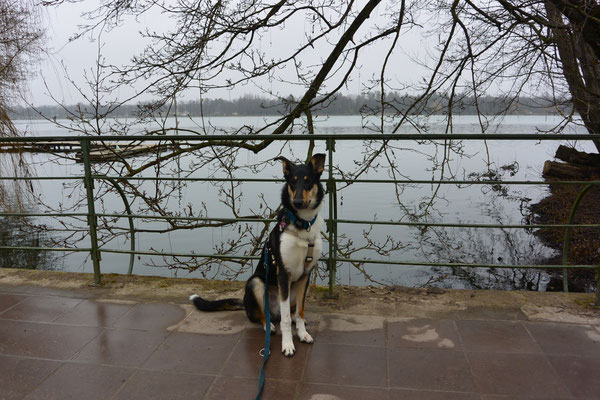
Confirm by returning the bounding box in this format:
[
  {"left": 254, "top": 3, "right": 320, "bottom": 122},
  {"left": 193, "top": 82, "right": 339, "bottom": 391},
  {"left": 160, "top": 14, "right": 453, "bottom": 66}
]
[
  {"left": 0, "top": 0, "right": 44, "bottom": 209},
  {"left": 32, "top": 0, "right": 598, "bottom": 282}
]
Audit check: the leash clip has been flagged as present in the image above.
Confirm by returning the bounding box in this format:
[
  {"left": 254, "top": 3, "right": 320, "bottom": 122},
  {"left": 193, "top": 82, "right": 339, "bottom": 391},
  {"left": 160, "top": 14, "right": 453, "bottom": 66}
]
[{"left": 259, "top": 348, "right": 271, "bottom": 357}]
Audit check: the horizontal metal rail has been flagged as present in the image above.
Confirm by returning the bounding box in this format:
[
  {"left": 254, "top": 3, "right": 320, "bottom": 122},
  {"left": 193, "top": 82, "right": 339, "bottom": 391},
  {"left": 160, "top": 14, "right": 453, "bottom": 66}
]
[
  {"left": 1, "top": 175, "right": 598, "bottom": 187},
  {"left": 3, "top": 210, "right": 597, "bottom": 230},
  {"left": 333, "top": 257, "right": 599, "bottom": 269},
  {"left": 0, "top": 212, "right": 88, "bottom": 218},
  {"left": 3, "top": 243, "right": 595, "bottom": 271},
  {"left": 1, "top": 133, "right": 600, "bottom": 142},
  {"left": 0, "top": 246, "right": 91, "bottom": 252}
]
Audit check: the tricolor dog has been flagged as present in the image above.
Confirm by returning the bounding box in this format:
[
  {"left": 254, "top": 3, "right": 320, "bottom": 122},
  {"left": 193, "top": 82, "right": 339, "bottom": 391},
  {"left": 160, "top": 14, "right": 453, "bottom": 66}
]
[{"left": 190, "top": 153, "right": 326, "bottom": 357}]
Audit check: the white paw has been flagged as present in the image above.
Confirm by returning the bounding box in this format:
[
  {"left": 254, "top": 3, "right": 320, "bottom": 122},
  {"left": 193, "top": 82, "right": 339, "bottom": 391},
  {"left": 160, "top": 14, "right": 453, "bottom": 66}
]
[
  {"left": 281, "top": 336, "right": 296, "bottom": 357},
  {"left": 298, "top": 331, "right": 314, "bottom": 343},
  {"left": 189, "top": 294, "right": 199, "bottom": 301},
  {"left": 264, "top": 322, "right": 276, "bottom": 334}
]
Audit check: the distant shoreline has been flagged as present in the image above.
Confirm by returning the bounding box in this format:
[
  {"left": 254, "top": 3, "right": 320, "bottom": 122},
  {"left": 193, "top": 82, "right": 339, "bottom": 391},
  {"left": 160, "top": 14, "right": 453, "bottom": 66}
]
[
  {"left": 9, "top": 111, "right": 570, "bottom": 121},
  {"left": 9, "top": 93, "right": 573, "bottom": 121}
]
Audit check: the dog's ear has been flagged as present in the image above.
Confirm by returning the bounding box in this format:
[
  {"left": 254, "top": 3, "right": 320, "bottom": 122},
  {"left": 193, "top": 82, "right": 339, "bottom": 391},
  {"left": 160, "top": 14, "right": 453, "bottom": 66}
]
[
  {"left": 308, "top": 153, "right": 326, "bottom": 175},
  {"left": 274, "top": 156, "right": 293, "bottom": 176}
]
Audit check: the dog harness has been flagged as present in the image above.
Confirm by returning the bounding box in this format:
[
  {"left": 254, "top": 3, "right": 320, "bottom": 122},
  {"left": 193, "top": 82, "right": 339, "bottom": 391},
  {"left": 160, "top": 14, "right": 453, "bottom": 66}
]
[
  {"left": 283, "top": 208, "right": 318, "bottom": 231},
  {"left": 279, "top": 208, "right": 317, "bottom": 266}
]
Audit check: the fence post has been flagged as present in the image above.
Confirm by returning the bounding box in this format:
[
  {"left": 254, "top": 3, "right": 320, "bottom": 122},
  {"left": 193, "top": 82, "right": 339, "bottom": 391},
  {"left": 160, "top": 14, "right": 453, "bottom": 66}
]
[
  {"left": 326, "top": 138, "right": 337, "bottom": 296},
  {"left": 80, "top": 139, "right": 102, "bottom": 286},
  {"left": 561, "top": 183, "right": 593, "bottom": 293},
  {"left": 596, "top": 248, "right": 600, "bottom": 306}
]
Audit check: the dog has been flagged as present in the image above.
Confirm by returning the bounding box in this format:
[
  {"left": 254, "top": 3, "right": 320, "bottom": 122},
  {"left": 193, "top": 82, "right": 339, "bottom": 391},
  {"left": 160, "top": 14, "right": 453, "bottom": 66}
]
[{"left": 190, "top": 153, "right": 326, "bottom": 357}]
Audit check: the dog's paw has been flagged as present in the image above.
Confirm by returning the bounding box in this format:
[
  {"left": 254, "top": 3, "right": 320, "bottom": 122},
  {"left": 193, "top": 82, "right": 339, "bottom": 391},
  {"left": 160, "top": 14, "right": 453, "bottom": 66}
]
[
  {"left": 298, "top": 331, "right": 313, "bottom": 344},
  {"left": 189, "top": 294, "right": 199, "bottom": 301},
  {"left": 264, "top": 322, "right": 276, "bottom": 334},
  {"left": 281, "top": 337, "right": 296, "bottom": 357}
]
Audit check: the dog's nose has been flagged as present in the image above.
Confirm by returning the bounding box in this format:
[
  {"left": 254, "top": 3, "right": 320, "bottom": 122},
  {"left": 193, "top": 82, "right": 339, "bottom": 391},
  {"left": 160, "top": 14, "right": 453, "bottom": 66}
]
[{"left": 293, "top": 199, "right": 304, "bottom": 209}]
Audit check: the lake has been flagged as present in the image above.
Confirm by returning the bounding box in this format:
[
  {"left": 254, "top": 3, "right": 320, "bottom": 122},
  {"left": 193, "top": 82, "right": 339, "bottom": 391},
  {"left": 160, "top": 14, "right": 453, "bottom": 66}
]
[{"left": 5, "top": 115, "right": 595, "bottom": 290}]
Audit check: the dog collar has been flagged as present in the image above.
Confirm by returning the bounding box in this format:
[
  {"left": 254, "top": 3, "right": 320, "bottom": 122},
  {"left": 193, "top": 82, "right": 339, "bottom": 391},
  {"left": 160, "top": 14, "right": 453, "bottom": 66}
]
[{"left": 283, "top": 209, "right": 318, "bottom": 231}]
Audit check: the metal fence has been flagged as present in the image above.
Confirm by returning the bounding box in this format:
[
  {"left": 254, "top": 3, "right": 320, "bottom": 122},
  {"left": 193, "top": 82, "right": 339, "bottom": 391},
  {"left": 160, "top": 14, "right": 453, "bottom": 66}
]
[{"left": 1, "top": 133, "right": 599, "bottom": 300}]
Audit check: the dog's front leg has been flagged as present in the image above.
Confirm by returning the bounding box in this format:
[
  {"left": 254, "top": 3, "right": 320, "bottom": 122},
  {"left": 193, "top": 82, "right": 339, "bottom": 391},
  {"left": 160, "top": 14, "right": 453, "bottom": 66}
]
[
  {"left": 278, "top": 274, "right": 295, "bottom": 357},
  {"left": 294, "top": 273, "right": 313, "bottom": 343}
]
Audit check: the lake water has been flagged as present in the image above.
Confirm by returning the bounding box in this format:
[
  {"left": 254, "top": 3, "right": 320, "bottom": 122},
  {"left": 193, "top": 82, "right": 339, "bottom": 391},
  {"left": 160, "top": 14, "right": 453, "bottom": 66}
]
[{"left": 5, "top": 115, "right": 595, "bottom": 290}]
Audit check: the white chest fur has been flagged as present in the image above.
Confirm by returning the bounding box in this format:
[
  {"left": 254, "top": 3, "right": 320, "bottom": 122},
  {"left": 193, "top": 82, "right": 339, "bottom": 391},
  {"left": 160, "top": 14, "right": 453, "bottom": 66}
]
[{"left": 279, "top": 215, "right": 323, "bottom": 282}]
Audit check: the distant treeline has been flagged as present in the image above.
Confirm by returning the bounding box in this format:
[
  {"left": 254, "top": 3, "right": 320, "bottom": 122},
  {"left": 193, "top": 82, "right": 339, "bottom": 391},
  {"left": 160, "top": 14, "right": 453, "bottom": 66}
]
[{"left": 10, "top": 92, "right": 570, "bottom": 120}]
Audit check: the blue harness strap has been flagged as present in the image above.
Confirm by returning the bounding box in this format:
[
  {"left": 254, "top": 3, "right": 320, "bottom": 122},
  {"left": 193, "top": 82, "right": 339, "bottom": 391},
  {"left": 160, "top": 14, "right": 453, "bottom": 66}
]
[{"left": 255, "top": 248, "right": 271, "bottom": 400}]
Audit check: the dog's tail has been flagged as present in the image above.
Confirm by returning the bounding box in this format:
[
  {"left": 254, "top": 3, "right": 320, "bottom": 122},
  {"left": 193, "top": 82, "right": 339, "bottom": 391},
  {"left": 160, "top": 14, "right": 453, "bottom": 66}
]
[{"left": 189, "top": 294, "right": 244, "bottom": 312}]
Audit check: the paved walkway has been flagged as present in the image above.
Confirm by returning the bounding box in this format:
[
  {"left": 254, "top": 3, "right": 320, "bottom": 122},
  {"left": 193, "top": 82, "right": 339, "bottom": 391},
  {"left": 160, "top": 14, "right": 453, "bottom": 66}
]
[{"left": 1, "top": 283, "right": 600, "bottom": 400}]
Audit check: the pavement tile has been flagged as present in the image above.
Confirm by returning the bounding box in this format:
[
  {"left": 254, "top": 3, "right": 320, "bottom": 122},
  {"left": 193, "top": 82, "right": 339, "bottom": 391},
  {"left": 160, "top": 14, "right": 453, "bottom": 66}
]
[
  {"left": 456, "top": 320, "right": 541, "bottom": 353},
  {"left": 316, "top": 313, "right": 386, "bottom": 346},
  {"left": 72, "top": 328, "right": 169, "bottom": 367},
  {"left": 113, "top": 370, "right": 214, "bottom": 400},
  {"left": 390, "top": 388, "right": 480, "bottom": 400},
  {"left": 389, "top": 348, "right": 475, "bottom": 392},
  {"left": 204, "top": 377, "right": 297, "bottom": 400},
  {"left": 458, "top": 306, "right": 527, "bottom": 321},
  {"left": 53, "top": 300, "right": 134, "bottom": 327},
  {"left": 114, "top": 302, "right": 186, "bottom": 331},
  {"left": 304, "top": 342, "right": 387, "bottom": 387},
  {"left": 221, "top": 335, "right": 311, "bottom": 380},
  {"left": 547, "top": 355, "right": 600, "bottom": 399},
  {"left": 526, "top": 322, "right": 600, "bottom": 357},
  {"left": 467, "top": 352, "right": 571, "bottom": 398},
  {"left": 0, "top": 295, "right": 83, "bottom": 322},
  {"left": 172, "top": 307, "right": 252, "bottom": 335},
  {"left": 0, "top": 355, "right": 62, "bottom": 400},
  {"left": 0, "top": 285, "right": 93, "bottom": 298},
  {"left": 0, "top": 293, "right": 29, "bottom": 313},
  {"left": 388, "top": 319, "right": 460, "bottom": 349},
  {"left": 481, "top": 397, "right": 575, "bottom": 400},
  {"left": 0, "top": 320, "right": 102, "bottom": 359},
  {"left": 23, "top": 362, "right": 134, "bottom": 400},
  {"left": 244, "top": 325, "right": 278, "bottom": 339},
  {"left": 243, "top": 318, "right": 319, "bottom": 340},
  {"left": 298, "top": 383, "right": 389, "bottom": 400},
  {"left": 142, "top": 332, "right": 239, "bottom": 373}
]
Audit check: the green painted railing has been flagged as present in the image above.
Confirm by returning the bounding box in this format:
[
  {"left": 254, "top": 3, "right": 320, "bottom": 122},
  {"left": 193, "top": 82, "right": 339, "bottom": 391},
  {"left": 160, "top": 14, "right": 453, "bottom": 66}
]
[{"left": 1, "top": 133, "right": 599, "bottom": 299}]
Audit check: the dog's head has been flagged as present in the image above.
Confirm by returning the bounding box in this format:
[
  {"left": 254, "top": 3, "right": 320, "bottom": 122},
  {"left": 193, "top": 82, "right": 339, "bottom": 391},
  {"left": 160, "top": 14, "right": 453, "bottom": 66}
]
[{"left": 274, "top": 153, "right": 326, "bottom": 210}]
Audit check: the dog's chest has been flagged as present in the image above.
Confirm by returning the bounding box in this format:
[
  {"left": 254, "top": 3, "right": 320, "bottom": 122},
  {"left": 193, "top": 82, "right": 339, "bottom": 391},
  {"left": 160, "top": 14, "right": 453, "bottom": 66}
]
[{"left": 279, "top": 229, "right": 320, "bottom": 281}]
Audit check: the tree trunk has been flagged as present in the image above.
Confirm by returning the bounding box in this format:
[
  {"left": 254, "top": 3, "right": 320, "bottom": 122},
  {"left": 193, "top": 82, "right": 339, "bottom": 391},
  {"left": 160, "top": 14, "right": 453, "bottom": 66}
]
[
  {"left": 543, "top": 160, "right": 600, "bottom": 179},
  {"left": 545, "top": 1, "right": 600, "bottom": 153},
  {"left": 555, "top": 145, "right": 600, "bottom": 166}
]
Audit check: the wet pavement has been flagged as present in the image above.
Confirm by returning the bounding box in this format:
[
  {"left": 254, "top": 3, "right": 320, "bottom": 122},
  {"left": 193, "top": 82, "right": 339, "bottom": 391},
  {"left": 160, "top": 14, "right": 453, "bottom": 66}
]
[{"left": 1, "top": 283, "right": 600, "bottom": 400}]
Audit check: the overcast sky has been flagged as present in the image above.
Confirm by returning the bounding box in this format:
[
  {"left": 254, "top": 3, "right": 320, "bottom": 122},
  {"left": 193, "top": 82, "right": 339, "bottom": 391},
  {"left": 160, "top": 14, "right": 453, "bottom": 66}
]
[{"left": 26, "top": 1, "right": 433, "bottom": 107}]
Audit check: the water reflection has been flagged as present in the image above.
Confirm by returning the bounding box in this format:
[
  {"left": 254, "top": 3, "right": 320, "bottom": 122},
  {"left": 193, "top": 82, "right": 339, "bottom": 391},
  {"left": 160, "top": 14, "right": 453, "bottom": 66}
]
[
  {"left": 420, "top": 227, "right": 553, "bottom": 291},
  {"left": 414, "top": 184, "right": 556, "bottom": 291},
  {"left": 0, "top": 215, "right": 59, "bottom": 271}
]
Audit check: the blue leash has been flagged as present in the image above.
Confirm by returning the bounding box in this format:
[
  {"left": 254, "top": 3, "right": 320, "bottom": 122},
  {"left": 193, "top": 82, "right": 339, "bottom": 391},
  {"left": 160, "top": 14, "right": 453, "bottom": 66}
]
[{"left": 255, "top": 249, "right": 271, "bottom": 400}]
